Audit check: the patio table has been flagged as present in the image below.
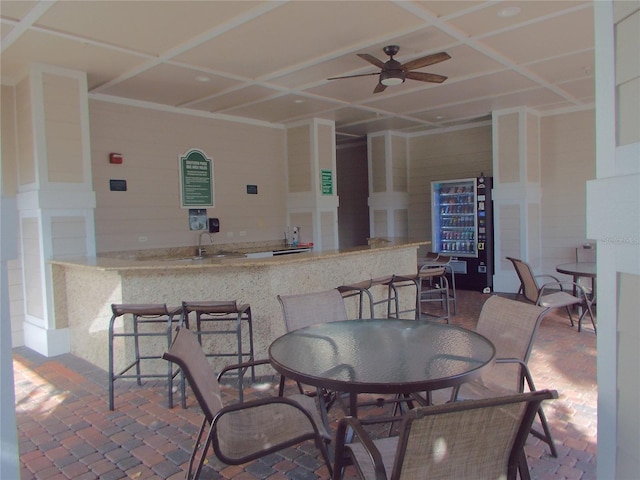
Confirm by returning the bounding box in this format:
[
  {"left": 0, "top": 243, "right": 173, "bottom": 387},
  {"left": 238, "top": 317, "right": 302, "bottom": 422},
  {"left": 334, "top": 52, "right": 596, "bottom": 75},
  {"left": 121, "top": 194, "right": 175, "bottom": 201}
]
[{"left": 269, "top": 319, "right": 495, "bottom": 418}]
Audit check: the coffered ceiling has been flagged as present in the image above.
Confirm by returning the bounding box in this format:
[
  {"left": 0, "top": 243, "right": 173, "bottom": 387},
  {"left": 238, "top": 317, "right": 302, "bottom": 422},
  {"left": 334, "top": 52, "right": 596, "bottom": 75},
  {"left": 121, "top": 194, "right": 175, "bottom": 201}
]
[{"left": 1, "top": 1, "right": 595, "bottom": 143}]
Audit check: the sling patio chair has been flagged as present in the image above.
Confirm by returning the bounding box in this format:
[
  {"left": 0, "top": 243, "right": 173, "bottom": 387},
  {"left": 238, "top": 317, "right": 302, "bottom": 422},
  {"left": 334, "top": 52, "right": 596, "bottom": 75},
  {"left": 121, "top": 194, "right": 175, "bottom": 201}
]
[
  {"left": 162, "top": 326, "right": 332, "bottom": 480},
  {"left": 277, "top": 289, "right": 350, "bottom": 425},
  {"left": 507, "top": 256, "right": 596, "bottom": 333},
  {"left": 447, "top": 295, "right": 558, "bottom": 457},
  {"left": 333, "top": 389, "right": 558, "bottom": 480}
]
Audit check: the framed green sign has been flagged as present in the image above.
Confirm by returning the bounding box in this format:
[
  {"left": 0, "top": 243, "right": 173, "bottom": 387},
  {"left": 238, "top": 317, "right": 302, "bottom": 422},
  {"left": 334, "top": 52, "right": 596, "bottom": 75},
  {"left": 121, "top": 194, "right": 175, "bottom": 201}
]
[
  {"left": 179, "top": 149, "right": 214, "bottom": 207},
  {"left": 321, "top": 169, "right": 333, "bottom": 195}
]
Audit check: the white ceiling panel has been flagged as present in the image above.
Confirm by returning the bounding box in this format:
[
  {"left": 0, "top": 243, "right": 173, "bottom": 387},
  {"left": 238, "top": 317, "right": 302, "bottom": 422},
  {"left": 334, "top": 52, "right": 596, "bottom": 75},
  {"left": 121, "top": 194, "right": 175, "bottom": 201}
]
[
  {"left": 482, "top": 6, "right": 594, "bottom": 65},
  {"left": 172, "top": 1, "right": 426, "bottom": 79},
  {"left": 0, "top": 30, "right": 146, "bottom": 87},
  {"left": 447, "top": 1, "right": 590, "bottom": 37},
  {"left": 33, "top": 1, "right": 264, "bottom": 56},
  {"left": 97, "top": 63, "right": 239, "bottom": 107},
  {"left": 222, "top": 94, "right": 342, "bottom": 124},
  {"left": 0, "top": 0, "right": 597, "bottom": 141},
  {"left": 525, "top": 50, "right": 595, "bottom": 85},
  {"left": 186, "top": 85, "right": 281, "bottom": 113},
  {"left": 364, "top": 70, "right": 538, "bottom": 114}
]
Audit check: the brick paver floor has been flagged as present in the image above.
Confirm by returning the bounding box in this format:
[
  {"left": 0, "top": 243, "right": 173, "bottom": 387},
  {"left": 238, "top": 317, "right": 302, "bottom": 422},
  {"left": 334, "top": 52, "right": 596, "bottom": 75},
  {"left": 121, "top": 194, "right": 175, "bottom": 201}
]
[{"left": 14, "top": 291, "right": 596, "bottom": 479}]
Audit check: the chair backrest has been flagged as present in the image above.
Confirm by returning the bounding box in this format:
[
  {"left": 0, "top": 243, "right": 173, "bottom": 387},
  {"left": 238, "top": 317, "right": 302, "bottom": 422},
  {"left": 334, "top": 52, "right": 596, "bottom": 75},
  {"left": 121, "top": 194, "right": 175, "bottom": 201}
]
[
  {"left": 390, "top": 390, "right": 557, "bottom": 480},
  {"left": 475, "top": 295, "right": 547, "bottom": 392},
  {"left": 506, "top": 257, "right": 540, "bottom": 303},
  {"left": 277, "top": 289, "right": 348, "bottom": 332},
  {"left": 576, "top": 244, "right": 596, "bottom": 263},
  {"left": 162, "top": 327, "right": 224, "bottom": 421}
]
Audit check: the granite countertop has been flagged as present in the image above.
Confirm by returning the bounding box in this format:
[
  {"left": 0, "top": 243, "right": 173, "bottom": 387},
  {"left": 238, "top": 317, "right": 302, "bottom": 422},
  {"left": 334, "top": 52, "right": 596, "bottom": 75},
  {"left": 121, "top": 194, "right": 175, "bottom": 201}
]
[{"left": 49, "top": 239, "right": 429, "bottom": 272}]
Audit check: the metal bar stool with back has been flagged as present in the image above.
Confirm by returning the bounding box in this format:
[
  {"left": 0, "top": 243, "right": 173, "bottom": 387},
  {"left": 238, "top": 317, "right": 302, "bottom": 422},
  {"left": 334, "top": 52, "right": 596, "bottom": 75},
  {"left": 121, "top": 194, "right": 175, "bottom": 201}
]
[{"left": 180, "top": 300, "right": 255, "bottom": 403}]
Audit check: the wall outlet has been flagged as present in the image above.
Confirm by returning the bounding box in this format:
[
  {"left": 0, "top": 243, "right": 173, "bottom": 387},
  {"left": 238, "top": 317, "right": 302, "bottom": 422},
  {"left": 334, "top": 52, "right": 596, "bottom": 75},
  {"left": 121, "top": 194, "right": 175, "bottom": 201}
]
[
  {"left": 138, "top": 236, "right": 148, "bottom": 243},
  {"left": 239, "top": 231, "right": 247, "bottom": 237},
  {"left": 226, "top": 231, "right": 234, "bottom": 238}
]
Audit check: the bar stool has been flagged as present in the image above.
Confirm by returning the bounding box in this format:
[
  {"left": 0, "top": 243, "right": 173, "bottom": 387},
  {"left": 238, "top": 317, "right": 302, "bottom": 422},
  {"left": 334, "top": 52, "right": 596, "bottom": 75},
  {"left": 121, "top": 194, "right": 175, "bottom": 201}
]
[
  {"left": 419, "top": 253, "right": 457, "bottom": 315},
  {"left": 108, "top": 303, "right": 182, "bottom": 411},
  {"left": 337, "top": 276, "right": 396, "bottom": 319},
  {"left": 180, "top": 300, "right": 255, "bottom": 401},
  {"left": 387, "top": 266, "right": 451, "bottom": 323}
]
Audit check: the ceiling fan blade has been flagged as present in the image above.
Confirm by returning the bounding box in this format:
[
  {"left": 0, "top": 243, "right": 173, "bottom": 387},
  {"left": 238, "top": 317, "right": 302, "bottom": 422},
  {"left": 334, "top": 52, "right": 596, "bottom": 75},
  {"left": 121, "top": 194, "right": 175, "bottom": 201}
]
[
  {"left": 327, "top": 72, "right": 380, "bottom": 80},
  {"left": 357, "top": 53, "right": 386, "bottom": 69},
  {"left": 401, "top": 52, "right": 451, "bottom": 71},
  {"left": 373, "top": 82, "right": 387, "bottom": 94},
  {"left": 406, "top": 71, "right": 448, "bottom": 84}
]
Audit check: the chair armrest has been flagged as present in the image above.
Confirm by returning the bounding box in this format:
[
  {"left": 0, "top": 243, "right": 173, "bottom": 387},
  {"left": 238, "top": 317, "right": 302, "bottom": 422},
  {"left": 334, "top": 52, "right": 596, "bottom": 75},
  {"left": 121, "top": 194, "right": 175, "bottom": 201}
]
[
  {"left": 212, "top": 396, "right": 327, "bottom": 465},
  {"left": 333, "top": 417, "right": 388, "bottom": 480},
  {"left": 539, "top": 280, "right": 591, "bottom": 298},
  {"left": 534, "top": 274, "right": 561, "bottom": 283},
  {"left": 495, "top": 358, "right": 541, "bottom": 393},
  {"left": 217, "top": 358, "right": 271, "bottom": 382}
]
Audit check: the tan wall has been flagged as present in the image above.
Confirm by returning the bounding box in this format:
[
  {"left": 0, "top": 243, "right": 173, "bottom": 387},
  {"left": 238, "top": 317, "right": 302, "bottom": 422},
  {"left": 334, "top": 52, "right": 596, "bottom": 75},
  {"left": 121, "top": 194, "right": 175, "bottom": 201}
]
[
  {"left": 539, "top": 109, "right": 595, "bottom": 273},
  {"left": 90, "top": 100, "right": 286, "bottom": 253},
  {"left": 408, "top": 125, "right": 493, "bottom": 245}
]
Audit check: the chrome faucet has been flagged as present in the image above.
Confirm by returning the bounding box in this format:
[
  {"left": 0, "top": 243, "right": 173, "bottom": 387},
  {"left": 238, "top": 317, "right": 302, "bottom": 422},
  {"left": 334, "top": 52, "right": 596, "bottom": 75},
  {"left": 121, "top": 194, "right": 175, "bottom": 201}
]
[{"left": 197, "top": 232, "right": 214, "bottom": 257}]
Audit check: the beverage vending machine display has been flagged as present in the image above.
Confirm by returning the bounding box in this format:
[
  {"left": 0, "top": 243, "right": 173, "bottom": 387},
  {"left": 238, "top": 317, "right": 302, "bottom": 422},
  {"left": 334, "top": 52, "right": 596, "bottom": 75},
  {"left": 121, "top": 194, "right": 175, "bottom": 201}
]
[{"left": 431, "top": 176, "right": 494, "bottom": 291}]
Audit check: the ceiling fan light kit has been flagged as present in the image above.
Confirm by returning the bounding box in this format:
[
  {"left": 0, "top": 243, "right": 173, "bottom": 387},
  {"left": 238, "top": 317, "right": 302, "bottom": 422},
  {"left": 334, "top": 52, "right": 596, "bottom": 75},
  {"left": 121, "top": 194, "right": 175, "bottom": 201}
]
[
  {"left": 380, "top": 70, "right": 405, "bottom": 86},
  {"left": 328, "top": 45, "right": 451, "bottom": 93}
]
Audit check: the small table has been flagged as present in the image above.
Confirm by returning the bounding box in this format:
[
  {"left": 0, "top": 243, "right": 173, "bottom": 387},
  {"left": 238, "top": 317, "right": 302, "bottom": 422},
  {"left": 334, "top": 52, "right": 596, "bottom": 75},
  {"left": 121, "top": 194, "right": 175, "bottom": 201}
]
[
  {"left": 556, "top": 262, "right": 597, "bottom": 299},
  {"left": 269, "top": 319, "right": 495, "bottom": 418},
  {"left": 556, "top": 262, "right": 596, "bottom": 280}
]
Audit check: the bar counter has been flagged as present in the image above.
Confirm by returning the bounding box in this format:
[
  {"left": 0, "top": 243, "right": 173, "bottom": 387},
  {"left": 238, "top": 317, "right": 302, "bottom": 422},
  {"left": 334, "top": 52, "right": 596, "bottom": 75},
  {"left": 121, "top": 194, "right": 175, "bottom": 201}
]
[{"left": 50, "top": 239, "right": 425, "bottom": 374}]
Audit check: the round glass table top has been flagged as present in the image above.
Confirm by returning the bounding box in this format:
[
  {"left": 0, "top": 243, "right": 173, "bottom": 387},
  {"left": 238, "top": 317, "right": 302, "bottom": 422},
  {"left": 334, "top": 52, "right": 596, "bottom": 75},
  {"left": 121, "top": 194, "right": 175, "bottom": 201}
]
[
  {"left": 269, "top": 319, "right": 495, "bottom": 395},
  {"left": 556, "top": 262, "right": 596, "bottom": 277}
]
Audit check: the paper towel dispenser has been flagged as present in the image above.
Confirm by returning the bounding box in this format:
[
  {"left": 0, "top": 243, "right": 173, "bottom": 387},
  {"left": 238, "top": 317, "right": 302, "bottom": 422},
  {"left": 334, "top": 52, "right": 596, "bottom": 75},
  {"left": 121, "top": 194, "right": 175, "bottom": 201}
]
[{"left": 208, "top": 218, "right": 220, "bottom": 233}]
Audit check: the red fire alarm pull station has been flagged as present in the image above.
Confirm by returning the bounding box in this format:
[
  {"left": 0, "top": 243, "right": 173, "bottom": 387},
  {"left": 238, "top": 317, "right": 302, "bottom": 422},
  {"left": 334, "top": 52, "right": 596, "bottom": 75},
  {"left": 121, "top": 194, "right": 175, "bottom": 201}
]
[{"left": 109, "top": 153, "right": 123, "bottom": 164}]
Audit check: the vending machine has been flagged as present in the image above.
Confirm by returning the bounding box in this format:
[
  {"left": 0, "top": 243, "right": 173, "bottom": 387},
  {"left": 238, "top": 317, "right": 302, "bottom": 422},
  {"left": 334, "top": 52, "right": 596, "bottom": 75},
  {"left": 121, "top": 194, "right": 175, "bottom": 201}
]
[{"left": 431, "top": 176, "right": 494, "bottom": 291}]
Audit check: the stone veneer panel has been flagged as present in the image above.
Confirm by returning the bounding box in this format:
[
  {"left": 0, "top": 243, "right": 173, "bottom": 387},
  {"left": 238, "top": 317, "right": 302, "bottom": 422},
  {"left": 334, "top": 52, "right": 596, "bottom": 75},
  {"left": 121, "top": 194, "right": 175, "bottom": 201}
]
[{"left": 55, "top": 243, "right": 421, "bottom": 375}]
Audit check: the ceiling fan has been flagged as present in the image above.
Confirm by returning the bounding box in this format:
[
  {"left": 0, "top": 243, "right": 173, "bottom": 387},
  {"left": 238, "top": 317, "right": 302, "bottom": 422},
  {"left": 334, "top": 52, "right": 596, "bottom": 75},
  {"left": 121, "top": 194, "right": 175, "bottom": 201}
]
[{"left": 328, "top": 45, "right": 451, "bottom": 93}]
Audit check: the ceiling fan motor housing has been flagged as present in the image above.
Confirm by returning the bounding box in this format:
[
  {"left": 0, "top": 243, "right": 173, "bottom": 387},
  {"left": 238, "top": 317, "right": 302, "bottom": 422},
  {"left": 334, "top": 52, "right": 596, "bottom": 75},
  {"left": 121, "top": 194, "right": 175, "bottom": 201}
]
[{"left": 380, "top": 58, "right": 405, "bottom": 85}]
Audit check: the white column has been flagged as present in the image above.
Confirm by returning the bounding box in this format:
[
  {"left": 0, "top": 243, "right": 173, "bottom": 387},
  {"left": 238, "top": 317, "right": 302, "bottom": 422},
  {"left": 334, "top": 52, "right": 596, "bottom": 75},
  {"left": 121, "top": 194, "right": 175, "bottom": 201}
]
[
  {"left": 367, "top": 131, "right": 409, "bottom": 239},
  {"left": 590, "top": 2, "right": 640, "bottom": 477},
  {"left": 491, "top": 108, "right": 542, "bottom": 292},
  {"left": 0, "top": 196, "right": 19, "bottom": 478},
  {"left": 17, "top": 64, "right": 96, "bottom": 356},
  {"left": 285, "top": 119, "right": 339, "bottom": 251}
]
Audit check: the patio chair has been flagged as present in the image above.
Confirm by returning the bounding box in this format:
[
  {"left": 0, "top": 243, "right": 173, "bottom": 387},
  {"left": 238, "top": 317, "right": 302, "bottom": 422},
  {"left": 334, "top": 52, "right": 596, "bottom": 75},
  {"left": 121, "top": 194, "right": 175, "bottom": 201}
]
[
  {"left": 277, "top": 289, "right": 349, "bottom": 424},
  {"left": 162, "top": 326, "right": 332, "bottom": 480},
  {"left": 278, "top": 289, "right": 348, "bottom": 332},
  {"left": 575, "top": 244, "right": 596, "bottom": 300},
  {"left": 333, "top": 389, "right": 558, "bottom": 480},
  {"left": 507, "top": 256, "right": 596, "bottom": 332},
  {"left": 449, "top": 295, "right": 558, "bottom": 457},
  {"left": 419, "top": 252, "right": 457, "bottom": 314}
]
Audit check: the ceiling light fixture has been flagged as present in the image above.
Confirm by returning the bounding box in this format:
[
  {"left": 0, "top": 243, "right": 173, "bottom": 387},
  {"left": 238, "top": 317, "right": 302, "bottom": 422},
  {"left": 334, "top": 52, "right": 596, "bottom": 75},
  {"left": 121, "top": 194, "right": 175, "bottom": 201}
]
[
  {"left": 380, "top": 70, "right": 405, "bottom": 86},
  {"left": 497, "top": 6, "right": 521, "bottom": 17}
]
